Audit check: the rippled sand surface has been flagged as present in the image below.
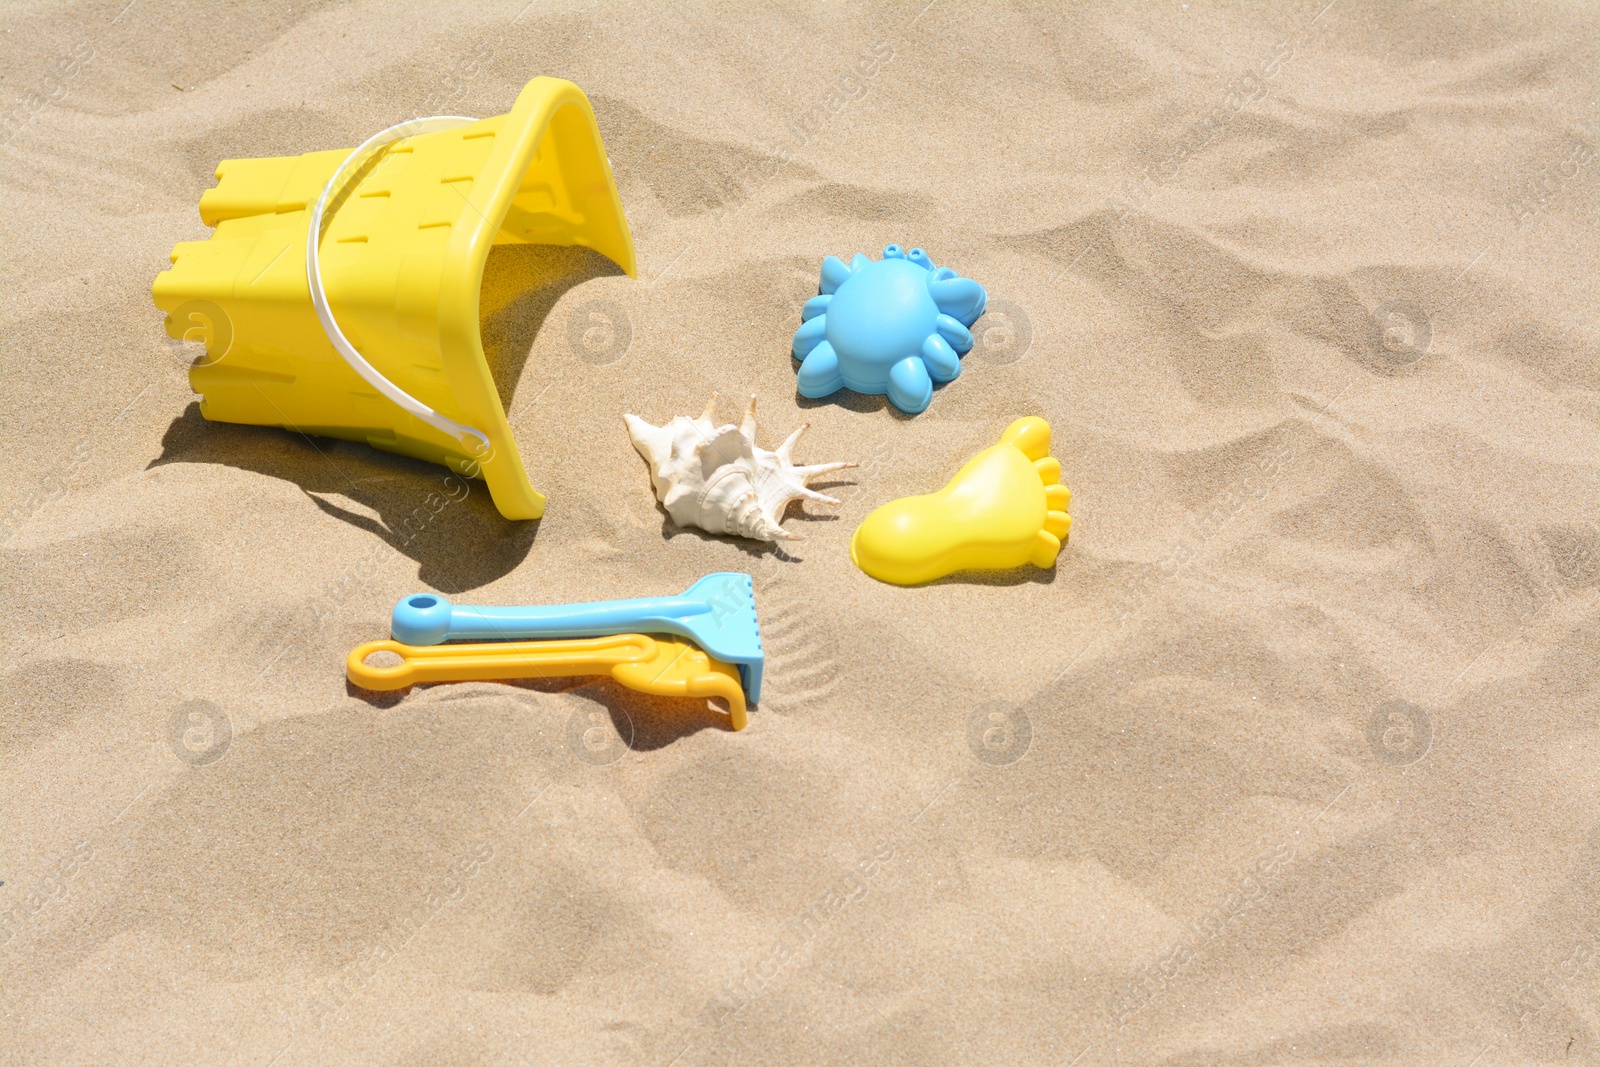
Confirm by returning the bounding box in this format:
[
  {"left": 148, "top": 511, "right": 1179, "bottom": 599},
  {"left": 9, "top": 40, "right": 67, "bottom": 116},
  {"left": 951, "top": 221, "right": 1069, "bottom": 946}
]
[{"left": 3, "top": 2, "right": 1597, "bottom": 1063}]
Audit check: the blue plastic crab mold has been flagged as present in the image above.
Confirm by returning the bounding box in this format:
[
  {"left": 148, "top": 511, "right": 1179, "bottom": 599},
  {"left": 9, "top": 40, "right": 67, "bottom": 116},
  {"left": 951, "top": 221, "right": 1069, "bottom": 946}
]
[{"left": 791, "top": 245, "right": 988, "bottom": 415}]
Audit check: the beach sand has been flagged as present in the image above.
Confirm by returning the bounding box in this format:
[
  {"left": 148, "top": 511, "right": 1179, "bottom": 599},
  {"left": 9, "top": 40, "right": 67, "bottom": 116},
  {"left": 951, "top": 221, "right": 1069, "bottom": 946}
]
[{"left": 3, "top": 1, "right": 1597, "bottom": 1063}]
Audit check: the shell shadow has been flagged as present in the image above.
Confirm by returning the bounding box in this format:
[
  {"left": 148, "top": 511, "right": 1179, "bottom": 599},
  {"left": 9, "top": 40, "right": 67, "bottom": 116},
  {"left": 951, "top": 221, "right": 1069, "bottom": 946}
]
[{"left": 653, "top": 508, "right": 817, "bottom": 561}]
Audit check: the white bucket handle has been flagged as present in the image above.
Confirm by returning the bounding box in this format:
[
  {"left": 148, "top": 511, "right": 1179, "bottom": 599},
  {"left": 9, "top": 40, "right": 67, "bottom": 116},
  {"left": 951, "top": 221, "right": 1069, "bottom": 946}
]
[{"left": 305, "top": 116, "right": 493, "bottom": 457}]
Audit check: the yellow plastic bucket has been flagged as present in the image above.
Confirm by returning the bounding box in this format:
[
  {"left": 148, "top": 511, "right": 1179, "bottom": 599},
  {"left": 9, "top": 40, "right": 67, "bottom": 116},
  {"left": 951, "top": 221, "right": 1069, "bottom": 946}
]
[{"left": 152, "top": 77, "right": 637, "bottom": 520}]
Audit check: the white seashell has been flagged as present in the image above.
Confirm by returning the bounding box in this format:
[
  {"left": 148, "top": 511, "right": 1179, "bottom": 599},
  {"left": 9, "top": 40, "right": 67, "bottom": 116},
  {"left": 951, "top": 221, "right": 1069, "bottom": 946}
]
[{"left": 624, "top": 394, "right": 857, "bottom": 542}]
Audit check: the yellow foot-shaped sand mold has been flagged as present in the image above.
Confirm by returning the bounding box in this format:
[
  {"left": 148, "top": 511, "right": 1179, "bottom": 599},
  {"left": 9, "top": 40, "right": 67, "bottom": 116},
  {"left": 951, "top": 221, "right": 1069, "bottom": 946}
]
[{"left": 851, "top": 416, "right": 1070, "bottom": 586}]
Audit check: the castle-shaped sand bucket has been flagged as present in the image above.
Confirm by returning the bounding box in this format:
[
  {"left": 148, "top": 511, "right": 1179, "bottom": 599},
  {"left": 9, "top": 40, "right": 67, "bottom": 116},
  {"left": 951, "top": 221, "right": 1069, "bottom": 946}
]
[{"left": 153, "top": 77, "right": 636, "bottom": 520}]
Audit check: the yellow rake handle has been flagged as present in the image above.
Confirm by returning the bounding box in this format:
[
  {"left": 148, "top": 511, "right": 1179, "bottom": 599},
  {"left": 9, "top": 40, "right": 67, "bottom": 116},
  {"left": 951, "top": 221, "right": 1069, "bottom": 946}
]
[{"left": 346, "top": 633, "right": 747, "bottom": 730}]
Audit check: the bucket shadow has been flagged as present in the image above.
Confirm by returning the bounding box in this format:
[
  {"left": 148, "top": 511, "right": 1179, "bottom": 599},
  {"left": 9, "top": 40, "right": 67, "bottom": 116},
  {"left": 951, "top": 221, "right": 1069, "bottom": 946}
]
[
  {"left": 480, "top": 244, "right": 627, "bottom": 408},
  {"left": 150, "top": 406, "right": 534, "bottom": 592},
  {"left": 150, "top": 245, "right": 625, "bottom": 592}
]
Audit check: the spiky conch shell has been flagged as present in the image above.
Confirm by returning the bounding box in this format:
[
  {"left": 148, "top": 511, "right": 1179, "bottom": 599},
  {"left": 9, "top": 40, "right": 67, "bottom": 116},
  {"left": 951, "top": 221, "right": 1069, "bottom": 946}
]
[{"left": 624, "top": 395, "right": 857, "bottom": 542}]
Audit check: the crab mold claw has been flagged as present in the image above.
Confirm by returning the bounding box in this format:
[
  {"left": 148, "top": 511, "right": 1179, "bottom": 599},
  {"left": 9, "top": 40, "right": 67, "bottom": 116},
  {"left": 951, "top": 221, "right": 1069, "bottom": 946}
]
[
  {"left": 928, "top": 274, "right": 987, "bottom": 325},
  {"left": 921, "top": 333, "right": 962, "bottom": 382},
  {"left": 935, "top": 314, "right": 974, "bottom": 354},
  {"left": 796, "top": 340, "right": 846, "bottom": 398},
  {"left": 888, "top": 357, "right": 935, "bottom": 414},
  {"left": 819, "top": 255, "right": 853, "bottom": 295},
  {"left": 790, "top": 243, "right": 989, "bottom": 415},
  {"left": 793, "top": 313, "right": 828, "bottom": 358},
  {"left": 625, "top": 395, "right": 857, "bottom": 543}
]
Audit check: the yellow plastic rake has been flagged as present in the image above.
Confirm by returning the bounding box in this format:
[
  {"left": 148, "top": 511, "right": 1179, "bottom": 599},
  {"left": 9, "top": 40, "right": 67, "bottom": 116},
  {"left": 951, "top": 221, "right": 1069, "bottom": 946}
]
[{"left": 346, "top": 633, "right": 748, "bottom": 730}]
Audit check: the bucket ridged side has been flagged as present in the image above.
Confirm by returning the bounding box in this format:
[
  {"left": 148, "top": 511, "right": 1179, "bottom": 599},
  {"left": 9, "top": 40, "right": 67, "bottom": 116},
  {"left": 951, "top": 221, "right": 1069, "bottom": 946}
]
[{"left": 152, "top": 77, "right": 637, "bottom": 520}]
